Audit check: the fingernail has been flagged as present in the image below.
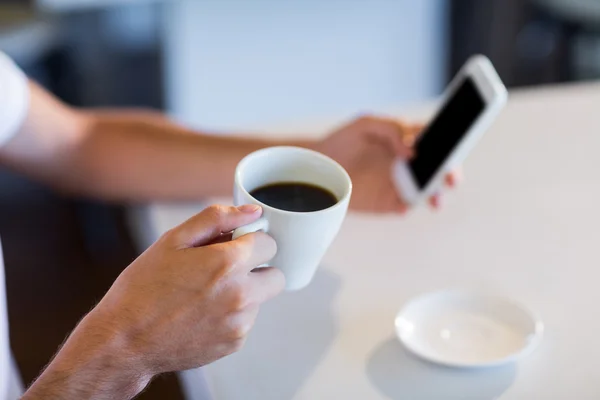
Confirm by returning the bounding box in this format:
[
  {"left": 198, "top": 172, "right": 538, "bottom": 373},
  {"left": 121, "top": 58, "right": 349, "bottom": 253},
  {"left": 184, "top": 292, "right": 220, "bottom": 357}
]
[{"left": 238, "top": 204, "right": 261, "bottom": 213}]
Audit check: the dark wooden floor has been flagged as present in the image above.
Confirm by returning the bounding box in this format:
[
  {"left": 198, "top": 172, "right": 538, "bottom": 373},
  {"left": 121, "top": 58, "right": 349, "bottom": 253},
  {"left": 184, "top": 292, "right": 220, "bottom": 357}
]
[{"left": 0, "top": 169, "right": 184, "bottom": 399}]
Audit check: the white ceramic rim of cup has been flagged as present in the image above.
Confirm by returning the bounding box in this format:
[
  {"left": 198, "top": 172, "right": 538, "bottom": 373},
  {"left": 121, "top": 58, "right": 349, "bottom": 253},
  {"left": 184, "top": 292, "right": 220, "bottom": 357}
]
[
  {"left": 235, "top": 146, "right": 352, "bottom": 215},
  {"left": 394, "top": 289, "right": 545, "bottom": 368}
]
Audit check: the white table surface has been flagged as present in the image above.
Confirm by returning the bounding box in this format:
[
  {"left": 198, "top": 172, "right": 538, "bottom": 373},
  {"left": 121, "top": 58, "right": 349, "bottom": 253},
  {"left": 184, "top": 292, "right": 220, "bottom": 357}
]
[{"left": 127, "top": 81, "right": 600, "bottom": 400}]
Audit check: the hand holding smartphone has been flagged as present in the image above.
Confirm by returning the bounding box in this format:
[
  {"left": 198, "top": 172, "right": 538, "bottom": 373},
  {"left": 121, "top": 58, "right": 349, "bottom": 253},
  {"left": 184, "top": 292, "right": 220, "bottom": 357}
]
[{"left": 393, "top": 55, "right": 508, "bottom": 205}]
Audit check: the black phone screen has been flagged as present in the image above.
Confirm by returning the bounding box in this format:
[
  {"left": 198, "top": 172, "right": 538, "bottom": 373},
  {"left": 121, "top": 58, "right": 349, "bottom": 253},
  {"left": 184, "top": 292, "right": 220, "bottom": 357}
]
[{"left": 409, "top": 78, "right": 485, "bottom": 189}]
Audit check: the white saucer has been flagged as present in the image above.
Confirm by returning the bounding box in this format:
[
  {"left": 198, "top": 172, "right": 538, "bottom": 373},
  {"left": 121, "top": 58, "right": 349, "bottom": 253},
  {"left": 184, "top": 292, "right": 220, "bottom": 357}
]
[{"left": 394, "top": 291, "right": 543, "bottom": 368}]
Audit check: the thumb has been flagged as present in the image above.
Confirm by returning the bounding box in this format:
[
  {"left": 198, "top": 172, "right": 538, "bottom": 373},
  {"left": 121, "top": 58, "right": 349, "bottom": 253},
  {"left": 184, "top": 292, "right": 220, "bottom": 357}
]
[
  {"left": 357, "top": 116, "right": 414, "bottom": 158},
  {"left": 169, "top": 204, "right": 262, "bottom": 248}
]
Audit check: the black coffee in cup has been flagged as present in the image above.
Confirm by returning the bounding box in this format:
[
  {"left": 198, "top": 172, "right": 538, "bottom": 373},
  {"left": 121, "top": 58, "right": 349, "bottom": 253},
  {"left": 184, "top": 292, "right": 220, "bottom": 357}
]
[{"left": 250, "top": 182, "right": 337, "bottom": 212}]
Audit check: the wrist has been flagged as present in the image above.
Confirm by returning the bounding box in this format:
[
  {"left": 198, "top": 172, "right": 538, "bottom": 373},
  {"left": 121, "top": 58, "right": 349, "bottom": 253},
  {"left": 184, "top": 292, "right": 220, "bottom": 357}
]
[
  {"left": 80, "top": 308, "right": 156, "bottom": 388},
  {"left": 23, "top": 310, "right": 153, "bottom": 400}
]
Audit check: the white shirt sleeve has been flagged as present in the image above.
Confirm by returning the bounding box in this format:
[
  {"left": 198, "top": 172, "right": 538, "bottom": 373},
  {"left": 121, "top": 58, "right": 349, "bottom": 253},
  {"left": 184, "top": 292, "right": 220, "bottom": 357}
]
[{"left": 0, "top": 51, "right": 29, "bottom": 148}]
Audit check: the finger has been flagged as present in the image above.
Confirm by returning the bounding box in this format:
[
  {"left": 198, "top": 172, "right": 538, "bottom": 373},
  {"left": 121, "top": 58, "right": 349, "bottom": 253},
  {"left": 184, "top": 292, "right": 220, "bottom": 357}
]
[
  {"left": 445, "top": 168, "right": 463, "bottom": 188},
  {"left": 230, "top": 231, "right": 278, "bottom": 272},
  {"left": 385, "top": 187, "right": 408, "bottom": 214},
  {"left": 357, "top": 116, "right": 414, "bottom": 159},
  {"left": 404, "top": 124, "right": 425, "bottom": 146},
  {"left": 248, "top": 267, "right": 285, "bottom": 303},
  {"left": 171, "top": 204, "right": 262, "bottom": 248},
  {"left": 381, "top": 202, "right": 408, "bottom": 214},
  {"left": 226, "top": 305, "right": 259, "bottom": 338},
  {"left": 428, "top": 193, "right": 441, "bottom": 209},
  {"left": 396, "top": 201, "right": 409, "bottom": 214}
]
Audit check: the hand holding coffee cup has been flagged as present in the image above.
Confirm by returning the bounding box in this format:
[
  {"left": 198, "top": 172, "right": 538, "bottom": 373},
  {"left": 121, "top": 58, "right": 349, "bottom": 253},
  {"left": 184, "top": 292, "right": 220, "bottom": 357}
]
[{"left": 233, "top": 146, "right": 352, "bottom": 290}]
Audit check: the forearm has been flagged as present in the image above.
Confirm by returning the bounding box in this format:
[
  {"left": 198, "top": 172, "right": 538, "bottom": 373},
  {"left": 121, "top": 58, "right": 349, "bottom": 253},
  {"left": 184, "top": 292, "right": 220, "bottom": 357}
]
[
  {"left": 69, "top": 111, "right": 314, "bottom": 201},
  {"left": 3, "top": 108, "right": 314, "bottom": 202},
  {"left": 23, "top": 311, "right": 150, "bottom": 400},
  {"left": 0, "top": 81, "right": 315, "bottom": 202}
]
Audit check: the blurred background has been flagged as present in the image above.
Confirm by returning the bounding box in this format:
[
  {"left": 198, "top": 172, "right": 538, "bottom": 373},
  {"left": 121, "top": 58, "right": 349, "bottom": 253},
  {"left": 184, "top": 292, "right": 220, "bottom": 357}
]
[{"left": 1, "top": 0, "right": 599, "bottom": 398}]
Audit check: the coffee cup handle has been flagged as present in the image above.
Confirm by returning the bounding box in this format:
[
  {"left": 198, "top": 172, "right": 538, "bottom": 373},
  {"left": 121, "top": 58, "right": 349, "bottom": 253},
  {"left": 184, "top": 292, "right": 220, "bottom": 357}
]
[{"left": 232, "top": 217, "right": 269, "bottom": 240}]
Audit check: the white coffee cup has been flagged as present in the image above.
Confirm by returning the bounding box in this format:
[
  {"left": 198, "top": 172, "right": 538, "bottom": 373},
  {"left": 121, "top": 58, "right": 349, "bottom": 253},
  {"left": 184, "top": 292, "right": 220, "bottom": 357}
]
[{"left": 233, "top": 146, "right": 352, "bottom": 291}]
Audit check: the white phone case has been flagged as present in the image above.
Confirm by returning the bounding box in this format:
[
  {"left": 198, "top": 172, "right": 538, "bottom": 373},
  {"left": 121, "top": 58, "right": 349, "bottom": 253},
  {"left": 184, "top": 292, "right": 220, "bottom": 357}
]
[{"left": 393, "top": 54, "right": 508, "bottom": 205}]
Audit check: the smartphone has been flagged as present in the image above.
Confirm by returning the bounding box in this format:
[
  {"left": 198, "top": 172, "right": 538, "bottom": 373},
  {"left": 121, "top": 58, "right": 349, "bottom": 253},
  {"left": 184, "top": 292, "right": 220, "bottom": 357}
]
[{"left": 392, "top": 54, "right": 508, "bottom": 205}]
